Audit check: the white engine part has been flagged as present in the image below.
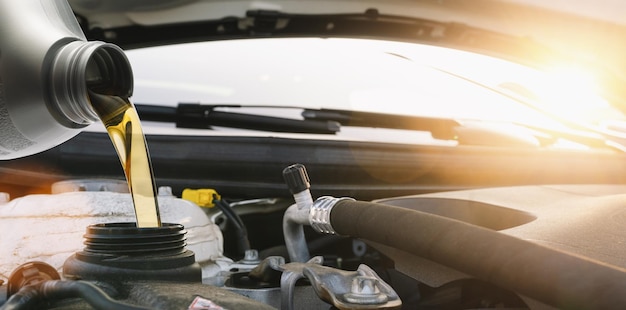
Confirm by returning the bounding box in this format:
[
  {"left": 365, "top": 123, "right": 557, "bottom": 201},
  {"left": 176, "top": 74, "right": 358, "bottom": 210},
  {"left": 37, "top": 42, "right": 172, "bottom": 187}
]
[{"left": 0, "top": 185, "right": 227, "bottom": 282}]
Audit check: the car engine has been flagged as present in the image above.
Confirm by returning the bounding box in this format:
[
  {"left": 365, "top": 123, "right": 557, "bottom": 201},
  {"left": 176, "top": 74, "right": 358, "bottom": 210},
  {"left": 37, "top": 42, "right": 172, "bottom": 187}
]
[
  {"left": 3, "top": 164, "right": 626, "bottom": 309},
  {"left": 0, "top": 171, "right": 404, "bottom": 310}
]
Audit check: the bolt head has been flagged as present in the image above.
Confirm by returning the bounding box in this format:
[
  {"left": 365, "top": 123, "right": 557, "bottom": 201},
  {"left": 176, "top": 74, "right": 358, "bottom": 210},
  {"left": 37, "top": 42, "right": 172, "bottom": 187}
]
[
  {"left": 343, "top": 275, "right": 388, "bottom": 305},
  {"left": 351, "top": 276, "right": 380, "bottom": 295}
]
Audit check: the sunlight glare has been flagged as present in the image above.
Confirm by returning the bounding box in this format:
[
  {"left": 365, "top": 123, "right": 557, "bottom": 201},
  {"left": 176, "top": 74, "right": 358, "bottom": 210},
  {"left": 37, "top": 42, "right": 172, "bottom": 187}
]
[{"left": 517, "top": 64, "right": 610, "bottom": 122}]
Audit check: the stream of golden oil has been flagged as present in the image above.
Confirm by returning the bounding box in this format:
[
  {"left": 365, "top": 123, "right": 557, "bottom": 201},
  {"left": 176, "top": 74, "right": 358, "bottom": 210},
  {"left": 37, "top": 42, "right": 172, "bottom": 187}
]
[{"left": 88, "top": 91, "right": 161, "bottom": 227}]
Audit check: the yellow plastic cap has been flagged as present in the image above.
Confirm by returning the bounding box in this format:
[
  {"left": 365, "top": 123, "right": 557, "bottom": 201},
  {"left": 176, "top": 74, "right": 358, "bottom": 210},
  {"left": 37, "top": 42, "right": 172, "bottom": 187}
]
[{"left": 182, "top": 188, "right": 220, "bottom": 208}]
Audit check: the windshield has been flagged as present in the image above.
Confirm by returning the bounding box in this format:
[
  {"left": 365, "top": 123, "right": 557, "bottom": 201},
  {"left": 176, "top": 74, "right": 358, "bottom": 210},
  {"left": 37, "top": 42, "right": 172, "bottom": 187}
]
[{"left": 125, "top": 37, "right": 623, "bottom": 134}]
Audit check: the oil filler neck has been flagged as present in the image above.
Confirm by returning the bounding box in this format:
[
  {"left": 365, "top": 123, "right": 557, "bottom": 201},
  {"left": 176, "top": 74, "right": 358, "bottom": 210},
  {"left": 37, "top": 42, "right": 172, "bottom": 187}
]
[{"left": 63, "top": 222, "right": 201, "bottom": 283}]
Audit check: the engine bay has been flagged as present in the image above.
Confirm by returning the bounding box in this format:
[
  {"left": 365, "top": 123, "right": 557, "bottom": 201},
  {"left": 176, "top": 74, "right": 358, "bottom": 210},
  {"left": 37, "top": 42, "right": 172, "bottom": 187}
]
[{"left": 2, "top": 170, "right": 626, "bottom": 309}]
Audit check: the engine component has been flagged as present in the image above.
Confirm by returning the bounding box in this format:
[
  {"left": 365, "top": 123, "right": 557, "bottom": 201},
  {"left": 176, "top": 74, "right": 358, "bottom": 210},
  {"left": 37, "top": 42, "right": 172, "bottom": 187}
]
[
  {"left": 0, "top": 178, "right": 282, "bottom": 309},
  {"left": 1, "top": 280, "right": 149, "bottom": 310},
  {"left": 6, "top": 262, "right": 60, "bottom": 299},
  {"left": 282, "top": 164, "right": 314, "bottom": 262},
  {"left": 0, "top": 184, "right": 226, "bottom": 282},
  {"left": 249, "top": 256, "right": 401, "bottom": 310},
  {"left": 282, "top": 164, "right": 355, "bottom": 263},
  {"left": 63, "top": 222, "right": 201, "bottom": 282},
  {"left": 1, "top": 278, "right": 276, "bottom": 310},
  {"left": 183, "top": 188, "right": 252, "bottom": 257},
  {"left": 318, "top": 198, "right": 626, "bottom": 309},
  {"left": 279, "top": 164, "right": 626, "bottom": 309}
]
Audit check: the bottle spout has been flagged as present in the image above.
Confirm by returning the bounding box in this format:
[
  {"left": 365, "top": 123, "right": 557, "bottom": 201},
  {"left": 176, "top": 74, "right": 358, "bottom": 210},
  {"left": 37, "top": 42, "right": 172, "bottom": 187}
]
[{"left": 50, "top": 41, "right": 133, "bottom": 127}]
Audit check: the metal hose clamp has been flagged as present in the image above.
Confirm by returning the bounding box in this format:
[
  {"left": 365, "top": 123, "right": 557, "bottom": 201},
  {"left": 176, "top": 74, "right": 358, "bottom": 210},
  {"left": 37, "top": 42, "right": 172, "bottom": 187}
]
[{"left": 310, "top": 196, "right": 355, "bottom": 235}]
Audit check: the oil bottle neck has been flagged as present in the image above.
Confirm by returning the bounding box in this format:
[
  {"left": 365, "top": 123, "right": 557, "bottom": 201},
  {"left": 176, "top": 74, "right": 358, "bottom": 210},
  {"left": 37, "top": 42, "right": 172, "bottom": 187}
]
[{"left": 49, "top": 41, "right": 133, "bottom": 126}]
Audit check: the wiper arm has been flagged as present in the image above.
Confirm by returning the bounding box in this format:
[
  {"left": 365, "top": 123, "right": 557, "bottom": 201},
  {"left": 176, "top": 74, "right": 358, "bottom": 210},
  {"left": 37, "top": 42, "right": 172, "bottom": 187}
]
[
  {"left": 302, "top": 108, "right": 460, "bottom": 140},
  {"left": 136, "top": 104, "right": 621, "bottom": 151},
  {"left": 135, "top": 103, "right": 340, "bottom": 134},
  {"left": 520, "top": 124, "right": 626, "bottom": 152},
  {"left": 303, "top": 107, "right": 625, "bottom": 151},
  {"left": 136, "top": 104, "right": 459, "bottom": 138}
]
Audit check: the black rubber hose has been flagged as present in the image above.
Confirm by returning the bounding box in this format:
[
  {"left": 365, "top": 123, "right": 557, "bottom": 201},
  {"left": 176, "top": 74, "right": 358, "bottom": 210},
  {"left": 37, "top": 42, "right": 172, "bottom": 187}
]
[
  {"left": 330, "top": 200, "right": 626, "bottom": 310},
  {"left": 216, "top": 199, "right": 245, "bottom": 228},
  {"left": 0, "top": 280, "right": 149, "bottom": 310},
  {"left": 215, "top": 199, "right": 251, "bottom": 255}
]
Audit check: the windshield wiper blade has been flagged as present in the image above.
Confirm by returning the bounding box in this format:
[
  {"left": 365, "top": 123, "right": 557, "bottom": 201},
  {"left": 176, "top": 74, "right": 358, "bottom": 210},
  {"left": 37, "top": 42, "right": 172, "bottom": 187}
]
[
  {"left": 302, "top": 108, "right": 626, "bottom": 151},
  {"left": 519, "top": 124, "right": 626, "bottom": 152},
  {"left": 137, "top": 104, "right": 620, "bottom": 151},
  {"left": 136, "top": 104, "right": 459, "bottom": 138},
  {"left": 135, "top": 103, "right": 340, "bottom": 134},
  {"left": 302, "top": 108, "right": 460, "bottom": 139}
]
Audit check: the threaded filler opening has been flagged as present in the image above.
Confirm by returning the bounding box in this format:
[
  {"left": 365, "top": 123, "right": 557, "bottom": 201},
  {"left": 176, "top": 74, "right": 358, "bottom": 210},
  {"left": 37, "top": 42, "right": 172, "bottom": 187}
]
[
  {"left": 74, "top": 222, "right": 195, "bottom": 270},
  {"left": 82, "top": 222, "right": 186, "bottom": 256}
]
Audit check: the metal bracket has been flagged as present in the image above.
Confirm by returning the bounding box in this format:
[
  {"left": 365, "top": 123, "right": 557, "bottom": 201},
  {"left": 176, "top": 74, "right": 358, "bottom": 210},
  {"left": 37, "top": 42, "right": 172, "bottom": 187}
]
[{"left": 249, "top": 256, "right": 401, "bottom": 310}]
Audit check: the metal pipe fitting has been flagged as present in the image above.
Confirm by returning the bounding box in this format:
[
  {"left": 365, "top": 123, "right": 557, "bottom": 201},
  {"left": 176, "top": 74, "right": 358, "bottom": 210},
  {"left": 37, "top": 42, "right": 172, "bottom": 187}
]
[
  {"left": 282, "top": 164, "right": 356, "bottom": 262},
  {"left": 310, "top": 196, "right": 354, "bottom": 235},
  {"left": 283, "top": 202, "right": 312, "bottom": 263},
  {"left": 282, "top": 164, "right": 314, "bottom": 262}
]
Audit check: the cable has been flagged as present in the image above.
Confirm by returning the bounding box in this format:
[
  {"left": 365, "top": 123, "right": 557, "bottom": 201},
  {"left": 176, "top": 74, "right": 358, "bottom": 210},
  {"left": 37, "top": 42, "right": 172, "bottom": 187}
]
[
  {"left": 214, "top": 198, "right": 251, "bottom": 256},
  {"left": 0, "top": 280, "right": 149, "bottom": 310}
]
